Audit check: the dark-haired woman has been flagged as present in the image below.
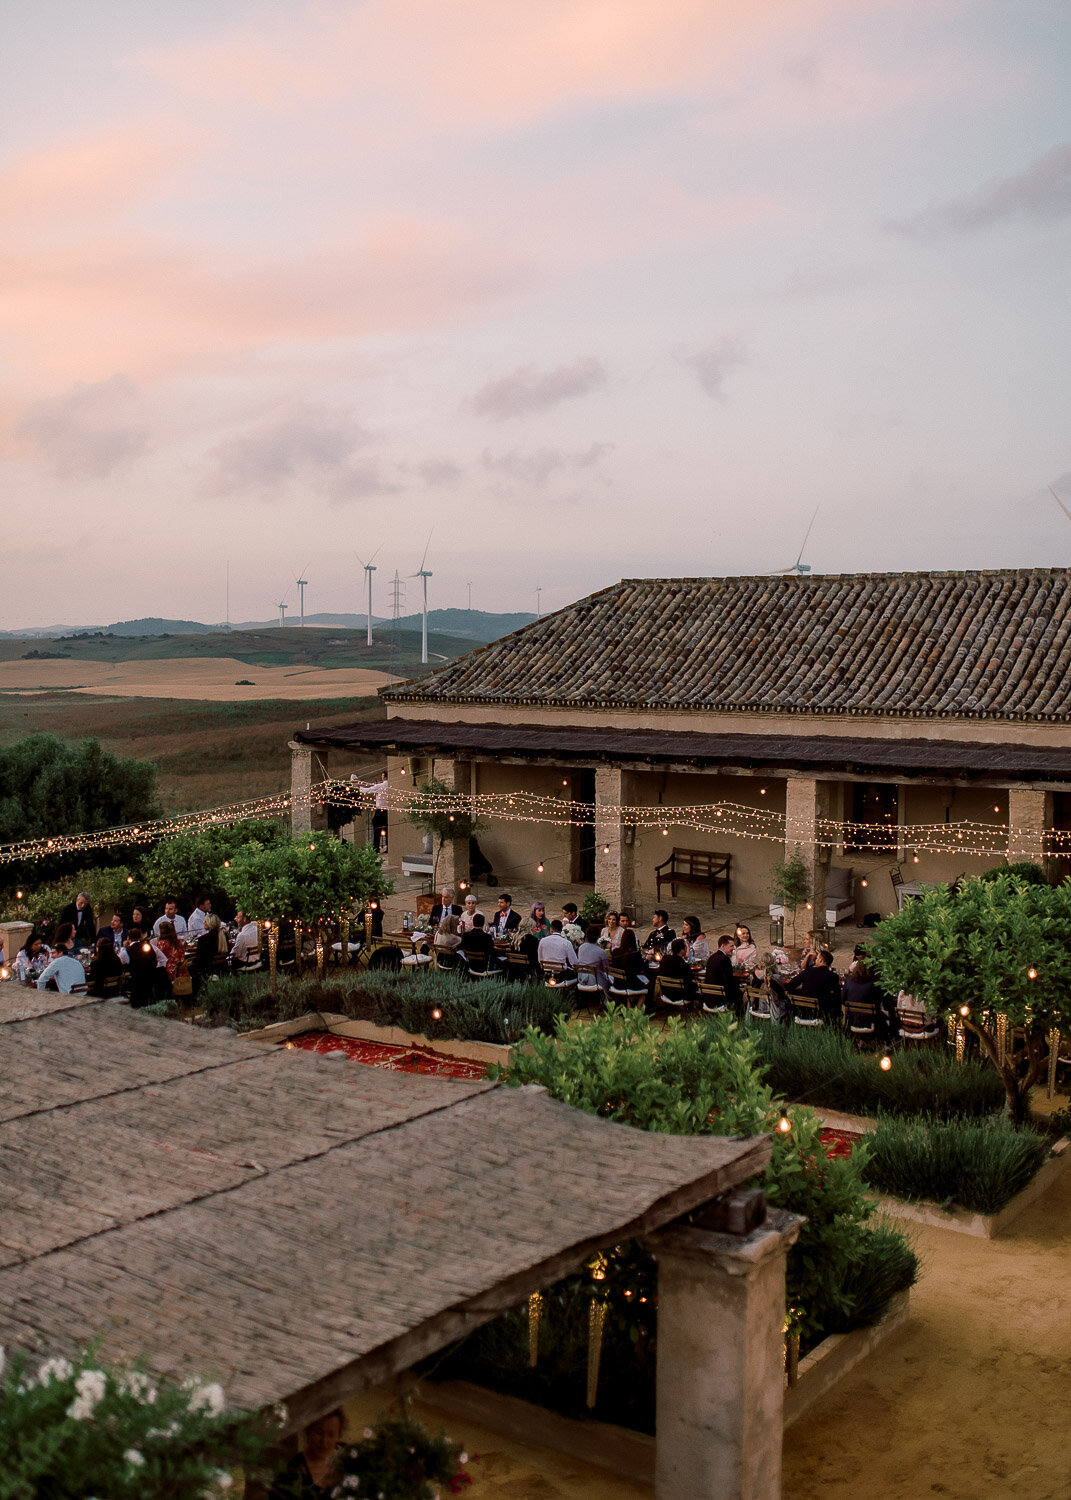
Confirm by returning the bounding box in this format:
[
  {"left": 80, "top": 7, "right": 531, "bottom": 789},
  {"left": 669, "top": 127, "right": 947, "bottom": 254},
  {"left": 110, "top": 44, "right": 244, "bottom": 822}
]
[
  {"left": 15, "top": 932, "right": 51, "bottom": 985},
  {"left": 87, "top": 934, "right": 124, "bottom": 996},
  {"left": 612, "top": 927, "right": 649, "bottom": 999}
]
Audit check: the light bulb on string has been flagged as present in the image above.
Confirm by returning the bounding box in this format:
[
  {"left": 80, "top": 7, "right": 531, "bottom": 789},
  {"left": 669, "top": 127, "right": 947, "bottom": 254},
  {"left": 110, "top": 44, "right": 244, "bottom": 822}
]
[
  {"left": 959, "top": 1004, "right": 970, "bottom": 1017},
  {"left": 860, "top": 878, "right": 868, "bottom": 888},
  {"left": 1028, "top": 967, "right": 1037, "bottom": 980},
  {"left": 778, "top": 1108, "right": 792, "bottom": 1134},
  {"left": 536, "top": 861, "right": 544, "bottom": 874},
  {"left": 879, "top": 1052, "right": 892, "bottom": 1071}
]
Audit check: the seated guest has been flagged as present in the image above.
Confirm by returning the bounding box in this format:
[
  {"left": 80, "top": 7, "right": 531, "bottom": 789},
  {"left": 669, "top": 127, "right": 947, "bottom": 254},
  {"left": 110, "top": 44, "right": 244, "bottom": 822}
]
[
  {"left": 35, "top": 924, "right": 83, "bottom": 993},
  {"left": 129, "top": 905, "right": 152, "bottom": 937},
  {"left": 576, "top": 924, "right": 611, "bottom": 991},
  {"left": 610, "top": 927, "right": 648, "bottom": 993},
  {"left": 704, "top": 935, "right": 742, "bottom": 1010},
  {"left": 599, "top": 911, "right": 620, "bottom": 948},
  {"left": 87, "top": 934, "right": 124, "bottom": 996},
  {"left": 733, "top": 924, "right": 760, "bottom": 972},
  {"left": 560, "top": 903, "right": 581, "bottom": 934},
  {"left": 642, "top": 909, "right": 676, "bottom": 955},
  {"left": 155, "top": 921, "right": 185, "bottom": 985},
  {"left": 510, "top": 915, "right": 541, "bottom": 968},
  {"left": 269, "top": 1408, "right": 344, "bottom": 1499},
  {"left": 459, "top": 893, "right": 482, "bottom": 933},
  {"left": 99, "top": 913, "right": 125, "bottom": 953},
  {"left": 191, "top": 914, "right": 229, "bottom": 993},
  {"left": 121, "top": 928, "right": 162, "bottom": 1007},
  {"left": 152, "top": 900, "right": 188, "bottom": 940},
  {"left": 798, "top": 931, "right": 820, "bottom": 970},
  {"left": 841, "top": 953, "right": 895, "bottom": 1035},
  {"left": 434, "top": 915, "right": 463, "bottom": 952},
  {"left": 778, "top": 949, "right": 840, "bottom": 1024},
  {"left": 538, "top": 919, "right": 576, "bottom": 971},
  {"left": 229, "top": 913, "right": 261, "bottom": 966},
  {"left": 187, "top": 896, "right": 212, "bottom": 940},
  {"left": 59, "top": 892, "right": 96, "bottom": 951},
  {"left": 616, "top": 912, "right": 634, "bottom": 946},
  {"left": 429, "top": 887, "right": 461, "bottom": 927},
  {"left": 529, "top": 901, "right": 551, "bottom": 937},
  {"left": 15, "top": 932, "right": 51, "bottom": 984},
  {"left": 489, "top": 893, "right": 520, "bottom": 937},
  {"left": 659, "top": 937, "right": 697, "bottom": 999},
  {"left": 461, "top": 912, "right": 495, "bottom": 965},
  {"left": 682, "top": 916, "right": 710, "bottom": 965}
]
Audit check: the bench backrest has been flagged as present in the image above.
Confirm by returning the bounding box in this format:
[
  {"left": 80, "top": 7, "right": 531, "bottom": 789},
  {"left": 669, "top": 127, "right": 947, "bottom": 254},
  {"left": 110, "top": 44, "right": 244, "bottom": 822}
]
[{"left": 668, "top": 848, "right": 730, "bottom": 878}]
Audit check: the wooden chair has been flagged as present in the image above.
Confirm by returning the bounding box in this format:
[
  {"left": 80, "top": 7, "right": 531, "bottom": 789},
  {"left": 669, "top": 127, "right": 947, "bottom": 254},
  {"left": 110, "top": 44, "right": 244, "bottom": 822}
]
[
  {"left": 843, "top": 1000, "right": 879, "bottom": 1041},
  {"left": 790, "top": 995, "right": 823, "bottom": 1028},
  {"left": 506, "top": 950, "right": 535, "bottom": 982},
  {"left": 540, "top": 960, "right": 578, "bottom": 993},
  {"left": 608, "top": 964, "right": 648, "bottom": 1005},
  {"left": 462, "top": 945, "right": 503, "bottom": 980},
  {"left": 653, "top": 972, "right": 693, "bottom": 1017},
  {"left": 574, "top": 963, "right": 605, "bottom": 1005},
  {"left": 696, "top": 980, "right": 730, "bottom": 1017},
  {"left": 896, "top": 1006, "right": 941, "bottom": 1043},
  {"left": 433, "top": 948, "right": 460, "bottom": 972}
]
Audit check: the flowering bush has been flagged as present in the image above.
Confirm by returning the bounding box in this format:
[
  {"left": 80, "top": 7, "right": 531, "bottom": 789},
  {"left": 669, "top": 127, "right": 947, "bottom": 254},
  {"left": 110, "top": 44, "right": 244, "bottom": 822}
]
[
  {"left": 331, "top": 1412, "right": 471, "bottom": 1498},
  {"left": 0, "top": 1344, "right": 277, "bottom": 1499}
]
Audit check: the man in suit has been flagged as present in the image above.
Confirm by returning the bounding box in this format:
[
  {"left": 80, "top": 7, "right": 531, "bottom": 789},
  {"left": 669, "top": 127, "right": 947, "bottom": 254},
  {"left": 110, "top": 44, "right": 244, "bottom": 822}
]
[
  {"left": 489, "top": 893, "right": 520, "bottom": 937},
  {"left": 429, "top": 887, "right": 462, "bottom": 927},
  {"left": 704, "top": 934, "right": 742, "bottom": 1010},
  {"left": 776, "top": 949, "right": 840, "bottom": 1024},
  {"left": 59, "top": 892, "right": 96, "bottom": 951},
  {"left": 642, "top": 908, "right": 676, "bottom": 955},
  {"left": 461, "top": 912, "right": 495, "bottom": 969}
]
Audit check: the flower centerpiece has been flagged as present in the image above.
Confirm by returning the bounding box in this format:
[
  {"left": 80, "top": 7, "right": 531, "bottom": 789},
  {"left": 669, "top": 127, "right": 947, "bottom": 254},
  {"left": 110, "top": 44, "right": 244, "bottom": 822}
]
[{"left": 561, "top": 922, "right": 584, "bottom": 949}]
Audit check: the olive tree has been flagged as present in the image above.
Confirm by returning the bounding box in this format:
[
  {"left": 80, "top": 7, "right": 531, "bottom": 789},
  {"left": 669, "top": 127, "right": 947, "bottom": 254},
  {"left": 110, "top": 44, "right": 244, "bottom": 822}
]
[
  {"left": 869, "top": 873, "right": 1071, "bottom": 1121},
  {"left": 405, "top": 775, "right": 478, "bottom": 888}
]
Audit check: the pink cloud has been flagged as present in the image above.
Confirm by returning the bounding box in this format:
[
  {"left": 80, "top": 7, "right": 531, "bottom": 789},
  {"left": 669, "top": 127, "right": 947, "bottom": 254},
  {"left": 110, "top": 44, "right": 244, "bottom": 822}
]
[{"left": 0, "top": 126, "right": 195, "bottom": 225}]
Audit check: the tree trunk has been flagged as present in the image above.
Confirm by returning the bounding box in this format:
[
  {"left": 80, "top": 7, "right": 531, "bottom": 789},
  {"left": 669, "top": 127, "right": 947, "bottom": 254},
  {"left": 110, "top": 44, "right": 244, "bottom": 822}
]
[{"left": 966, "top": 1018, "right": 1046, "bottom": 1124}]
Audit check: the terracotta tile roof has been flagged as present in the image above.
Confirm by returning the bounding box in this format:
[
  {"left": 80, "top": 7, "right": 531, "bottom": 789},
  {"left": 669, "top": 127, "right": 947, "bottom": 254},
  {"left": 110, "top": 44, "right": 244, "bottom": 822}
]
[{"left": 382, "top": 570, "right": 1071, "bottom": 722}]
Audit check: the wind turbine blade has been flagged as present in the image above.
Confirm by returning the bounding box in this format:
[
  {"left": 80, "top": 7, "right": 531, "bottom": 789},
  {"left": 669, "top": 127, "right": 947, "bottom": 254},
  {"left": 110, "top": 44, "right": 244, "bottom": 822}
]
[
  {"left": 417, "top": 527, "right": 434, "bottom": 574},
  {"left": 1049, "top": 487, "right": 1071, "bottom": 526},
  {"left": 794, "top": 504, "right": 820, "bottom": 567},
  {"left": 354, "top": 548, "right": 367, "bottom": 569},
  {"left": 368, "top": 542, "right": 384, "bottom": 565}
]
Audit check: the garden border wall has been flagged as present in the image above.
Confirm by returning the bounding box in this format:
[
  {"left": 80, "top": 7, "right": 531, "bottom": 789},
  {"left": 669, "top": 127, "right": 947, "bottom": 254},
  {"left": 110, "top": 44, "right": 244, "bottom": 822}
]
[{"left": 876, "top": 1138, "right": 1070, "bottom": 1238}]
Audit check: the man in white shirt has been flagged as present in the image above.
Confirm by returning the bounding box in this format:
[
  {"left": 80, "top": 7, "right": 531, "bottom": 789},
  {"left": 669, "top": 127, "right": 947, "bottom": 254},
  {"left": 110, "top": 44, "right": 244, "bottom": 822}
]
[
  {"left": 537, "top": 920, "right": 576, "bottom": 971},
  {"left": 187, "top": 897, "right": 212, "bottom": 940},
  {"left": 152, "top": 900, "right": 188, "bottom": 939},
  {"left": 35, "top": 925, "right": 85, "bottom": 994},
  {"left": 230, "top": 914, "right": 261, "bottom": 966},
  {"left": 352, "top": 769, "right": 389, "bottom": 850}
]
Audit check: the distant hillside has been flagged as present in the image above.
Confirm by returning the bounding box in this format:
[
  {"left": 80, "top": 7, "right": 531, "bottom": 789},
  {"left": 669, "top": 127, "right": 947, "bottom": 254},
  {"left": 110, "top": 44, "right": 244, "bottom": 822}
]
[
  {"left": 373, "top": 609, "right": 536, "bottom": 641},
  {"left": 0, "top": 608, "right": 537, "bottom": 644}
]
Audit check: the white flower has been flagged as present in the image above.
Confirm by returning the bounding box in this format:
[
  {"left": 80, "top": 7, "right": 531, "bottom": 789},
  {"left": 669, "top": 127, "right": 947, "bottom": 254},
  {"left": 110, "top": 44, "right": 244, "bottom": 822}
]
[
  {"left": 124, "top": 1449, "right": 145, "bottom": 1467},
  {"left": 188, "top": 1381, "right": 225, "bottom": 1416},
  {"left": 362, "top": 1427, "right": 373, "bottom": 1439},
  {"left": 459, "top": 1452, "right": 468, "bottom": 1465},
  {"left": 272, "top": 1401, "right": 289, "bottom": 1426},
  {"left": 215, "top": 1475, "right": 234, "bottom": 1492},
  {"left": 67, "top": 1370, "right": 107, "bottom": 1420},
  {"left": 344, "top": 1481, "right": 359, "bottom": 1492},
  {"left": 36, "top": 1357, "right": 73, "bottom": 1385},
  {"left": 118, "top": 1370, "right": 157, "bottom": 1402}
]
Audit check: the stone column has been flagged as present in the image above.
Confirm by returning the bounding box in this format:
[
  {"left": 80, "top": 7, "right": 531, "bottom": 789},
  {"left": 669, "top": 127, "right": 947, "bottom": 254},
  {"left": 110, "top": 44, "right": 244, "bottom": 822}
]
[
  {"left": 432, "top": 757, "right": 470, "bottom": 893},
  {"left": 646, "top": 1210, "right": 803, "bottom": 1500},
  {"left": 289, "top": 743, "right": 329, "bottom": 835},
  {"left": 594, "top": 767, "right": 636, "bottom": 914},
  {"left": 1007, "top": 787, "right": 1050, "bottom": 865},
  {"left": 784, "top": 776, "right": 829, "bottom": 936}
]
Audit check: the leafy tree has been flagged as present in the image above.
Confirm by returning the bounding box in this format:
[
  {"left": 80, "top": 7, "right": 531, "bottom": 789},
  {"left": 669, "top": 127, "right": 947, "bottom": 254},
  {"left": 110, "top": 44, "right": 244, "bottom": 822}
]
[
  {"left": 869, "top": 872, "right": 1071, "bottom": 1120},
  {"left": 406, "top": 776, "right": 478, "bottom": 887},
  {"left": 139, "top": 819, "right": 288, "bottom": 908},
  {"left": 495, "top": 1006, "right": 914, "bottom": 1342},
  {"left": 4, "top": 865, "right": 138, "bottom": 930},
  {"left": 221, "top": 835, "right": 391, "bottom": 926},
  {"left": 0, "top": 735, "right": 159, "bottom": 843},
  {"left": 768, "top": 845, "right": 811, "bottom": 944}
]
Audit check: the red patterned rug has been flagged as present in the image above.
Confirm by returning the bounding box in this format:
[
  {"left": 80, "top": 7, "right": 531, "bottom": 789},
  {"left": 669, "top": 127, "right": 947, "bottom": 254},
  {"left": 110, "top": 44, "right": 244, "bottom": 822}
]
[
  {"left": 287, "top": 1031, "right": 489, "bottom": 1081},
  {"left": 818, "top": 1126, "right": 863, "bottom": 1160}
]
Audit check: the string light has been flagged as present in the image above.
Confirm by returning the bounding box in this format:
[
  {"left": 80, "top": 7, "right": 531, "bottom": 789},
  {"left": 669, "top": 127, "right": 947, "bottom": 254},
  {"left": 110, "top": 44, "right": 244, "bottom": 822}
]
[
  {"left": 879, "top": 1052, "right": 893, "bottom": 1071},
  {"left": 1028, "top": 967, "right": 1038, "bottom": 980},
  {"left": 778, "top": 1108, "right": 792, "bottom": 1134},
  {"left": 536, "top": 861, "right": 544, "bottom": 873},
  {"left": 959, "top": 1004, "right": 970, "bottom": 1017},
  {"left": 431, "top": 1007, "right": 443, "bottom": 1020}
]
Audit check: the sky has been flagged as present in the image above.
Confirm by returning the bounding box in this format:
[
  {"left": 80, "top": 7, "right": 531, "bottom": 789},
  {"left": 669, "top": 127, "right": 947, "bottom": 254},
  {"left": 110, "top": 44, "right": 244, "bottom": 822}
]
[{"left": 2, "top": 0, "right": 1070, "bottom": 628}]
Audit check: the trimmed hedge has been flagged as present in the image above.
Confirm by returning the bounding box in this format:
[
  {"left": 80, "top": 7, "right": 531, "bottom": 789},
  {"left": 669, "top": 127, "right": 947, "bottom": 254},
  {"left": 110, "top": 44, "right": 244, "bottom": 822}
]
[
  {"left": 862, "top": 1114, "right": 1051, "bottom": 1215},
  {"left": 751, "top": 1024, "right": 1004, "bottom": 1120}
]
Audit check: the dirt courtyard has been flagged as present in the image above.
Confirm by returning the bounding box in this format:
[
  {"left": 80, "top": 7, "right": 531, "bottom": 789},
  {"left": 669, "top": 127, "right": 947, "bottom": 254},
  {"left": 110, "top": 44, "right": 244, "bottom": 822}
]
[{"left": 0, "top": 657, "right": 396, "bottom": 700}]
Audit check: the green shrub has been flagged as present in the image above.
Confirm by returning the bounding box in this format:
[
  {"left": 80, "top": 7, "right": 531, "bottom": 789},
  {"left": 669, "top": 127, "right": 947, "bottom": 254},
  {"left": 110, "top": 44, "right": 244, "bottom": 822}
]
[
  {"left": 977, "top": 860, "right": 1050, "bottom": 886},
  {"left": 801, "top": 1221, "right": 919, "bottom": 1336},
  {"left": 751, "top": 1025, "right": 1004, "bottom": 1120},
  {"left": 2, "top": 866, "right": 138, "bottom": 928},
  {"left": 863, "top": 1114, "right": 1051, "bottom": 1215},
  {"left": 579, "top": 892, "right": 610, "bottom": 926}
]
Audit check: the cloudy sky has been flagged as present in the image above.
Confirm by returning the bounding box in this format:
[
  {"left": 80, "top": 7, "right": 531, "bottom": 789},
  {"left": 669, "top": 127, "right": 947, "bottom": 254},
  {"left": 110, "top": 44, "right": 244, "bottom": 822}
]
[{"left": 2, "top": 0, "right": 1070, "bottom": 627}]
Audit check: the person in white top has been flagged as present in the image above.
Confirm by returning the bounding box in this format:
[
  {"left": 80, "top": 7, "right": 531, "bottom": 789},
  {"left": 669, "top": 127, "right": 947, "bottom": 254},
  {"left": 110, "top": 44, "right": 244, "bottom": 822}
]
[
  {"left": 230, "top": 916, "right": 261, "bottom": 965},
  {"left": 187, "top": 897, "right": 212, "bottom": 940},
  {"left": 153, "top": 901, "right": 188, "bottom": 940},
  {"left": 537, "top": 921, "right": 576, "bottom": 970},
  {"left": 35, "top": 925, "right": 84, "bottom": 993},
  {"left": 459, "top": 894, "right": 482, "bottom": 933},
  {"left": 352, "top": 769, "right": 389, "bottom": 850}
]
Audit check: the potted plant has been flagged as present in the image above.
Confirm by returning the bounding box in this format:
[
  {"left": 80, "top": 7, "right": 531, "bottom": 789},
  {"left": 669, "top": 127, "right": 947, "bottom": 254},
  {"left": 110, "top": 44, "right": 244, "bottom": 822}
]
[
  {"left": 406, "top": 777, "right": 480, "bottom": 889},
  {"left": 768, "top": 845, "right": 811, "bottom": 955}
]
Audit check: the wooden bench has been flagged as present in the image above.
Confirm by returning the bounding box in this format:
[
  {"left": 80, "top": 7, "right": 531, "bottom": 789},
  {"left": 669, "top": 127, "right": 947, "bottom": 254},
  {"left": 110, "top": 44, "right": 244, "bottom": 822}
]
[{"left": 655, "top": 847, "right": 732, "bottom": 908}]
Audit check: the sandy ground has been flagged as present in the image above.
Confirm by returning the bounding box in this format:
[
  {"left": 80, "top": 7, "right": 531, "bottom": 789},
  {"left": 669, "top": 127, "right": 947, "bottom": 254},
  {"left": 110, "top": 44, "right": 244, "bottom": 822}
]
[{"left": 0, "top": 657, "right": 396, "bottom": 700}]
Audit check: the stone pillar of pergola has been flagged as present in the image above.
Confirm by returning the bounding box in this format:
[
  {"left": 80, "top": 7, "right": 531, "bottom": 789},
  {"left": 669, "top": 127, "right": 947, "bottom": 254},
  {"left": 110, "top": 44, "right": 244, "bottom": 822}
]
[
  {"left": 289, "top": 742, "right": 329, "bottom": 836},
  {"left": 594, "top": 766, "right": 637, "bottom": 914},
  {"left": 785, "top": 776, "right": 829, "bottom": 937},
  {"left": 1007, "top": 786, "right": 1050, "bottom": 865},
  {"left": 431, "top": 757, "right": 471, "bottom": 894},
  {"left": 647, "top": 1208, "right": 803, "bottom": 1500}
]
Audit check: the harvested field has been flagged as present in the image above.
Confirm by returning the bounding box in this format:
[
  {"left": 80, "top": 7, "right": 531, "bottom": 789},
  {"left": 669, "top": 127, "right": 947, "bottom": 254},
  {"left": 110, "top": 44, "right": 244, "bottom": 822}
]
[{"left": 0, "top": 657, "right": 397, "bottom": 699}]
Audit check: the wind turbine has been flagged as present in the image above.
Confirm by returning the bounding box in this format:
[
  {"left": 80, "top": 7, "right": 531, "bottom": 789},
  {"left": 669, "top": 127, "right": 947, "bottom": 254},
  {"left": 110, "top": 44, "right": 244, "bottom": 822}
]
[
  {"left": 355, "top": 545, "right": 383, "bottom": 646},
  {"left": 277, "top": 601, "right": 288, "bottom": 626},
  {"left": 535, "top": 586, "right": 542, "bottom": 618},
  {"left": 408, "top": 531, "right": 434, "bottom": 666},
  {"left": 296, "top": 576, "right": 308, "bottom": 627},
  {"left": 769, "top": 505, "right": 820, "bottom": 576}
]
